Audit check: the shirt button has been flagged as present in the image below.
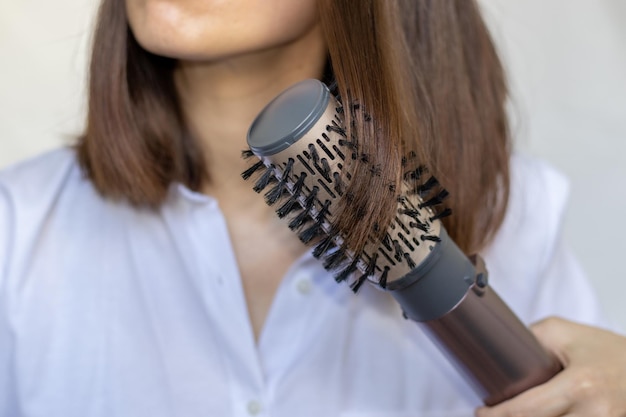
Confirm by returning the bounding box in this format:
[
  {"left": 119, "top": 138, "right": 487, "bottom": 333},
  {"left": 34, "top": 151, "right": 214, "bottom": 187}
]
[
  {"left": 296, "top": 278, "right": 312, "bottom": 295},
  {"left": 247, "top": 400, "right": 262, "bottom": 415}
]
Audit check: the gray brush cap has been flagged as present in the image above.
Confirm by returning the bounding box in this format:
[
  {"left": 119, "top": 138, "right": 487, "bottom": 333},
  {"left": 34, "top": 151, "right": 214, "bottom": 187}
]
[{"left": 247, "top": 79, "right": 330, "bottom": 156}]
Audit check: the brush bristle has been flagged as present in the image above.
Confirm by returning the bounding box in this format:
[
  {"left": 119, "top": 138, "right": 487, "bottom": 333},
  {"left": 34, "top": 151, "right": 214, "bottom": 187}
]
[
  {"left": 241, "top": 92, "right": 452, "bottom": 293},
  {"left": 253, "top": 166, "right": 276, "bottom": 193},
  {"left": 241, "top": 160, "right": 265, "bottom": 180}
]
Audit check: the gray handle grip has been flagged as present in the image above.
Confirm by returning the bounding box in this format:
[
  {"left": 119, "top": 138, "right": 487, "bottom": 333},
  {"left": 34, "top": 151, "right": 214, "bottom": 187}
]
[{"left": 387, "top": 230, "right": 562, "bottom": 405}]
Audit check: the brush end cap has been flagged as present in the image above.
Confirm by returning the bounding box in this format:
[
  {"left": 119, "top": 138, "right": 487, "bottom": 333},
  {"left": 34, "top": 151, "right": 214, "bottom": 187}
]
[{"left": 247, "top": 79, "right": 330, "bottom": 156}]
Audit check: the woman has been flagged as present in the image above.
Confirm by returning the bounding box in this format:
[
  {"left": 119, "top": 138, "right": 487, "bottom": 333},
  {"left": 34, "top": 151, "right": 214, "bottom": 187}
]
[{"left": 0, "top": 0, "right": 625, "bottom": 416}]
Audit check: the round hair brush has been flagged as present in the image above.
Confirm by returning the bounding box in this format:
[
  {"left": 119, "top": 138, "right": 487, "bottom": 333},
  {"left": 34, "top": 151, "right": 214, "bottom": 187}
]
[{"left": 242, "top": 79, "right": 562, "bottom": 406}]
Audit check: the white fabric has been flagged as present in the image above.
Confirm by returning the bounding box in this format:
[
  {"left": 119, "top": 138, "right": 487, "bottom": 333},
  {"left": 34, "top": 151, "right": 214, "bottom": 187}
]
[{"left": 0, "top": 149, "right": 607, "bottom": 417}]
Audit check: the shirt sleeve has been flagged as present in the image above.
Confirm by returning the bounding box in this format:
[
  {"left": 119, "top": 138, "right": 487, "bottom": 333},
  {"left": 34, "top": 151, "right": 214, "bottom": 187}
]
[
  {"left": 0, "top": 182, "right": 16, "bottom": 414},
  {"left": 484, "top": 154, "right": 615, "bottom": 332},
  {"left": 509, "top": 156, "right": 616, "bottom": 331},
  {"left": 528, "top": 234, "right": 615, "bottom": 330}
]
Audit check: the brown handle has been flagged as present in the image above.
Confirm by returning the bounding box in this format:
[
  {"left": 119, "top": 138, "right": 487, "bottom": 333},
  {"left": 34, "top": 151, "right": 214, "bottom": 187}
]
[{"left": 420, "top": 286, "right": 563, "bottom": 405}]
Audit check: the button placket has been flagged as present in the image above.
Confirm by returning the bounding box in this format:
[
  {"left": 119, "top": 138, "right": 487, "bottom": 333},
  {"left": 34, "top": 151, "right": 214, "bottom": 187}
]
[
  {"left": 246, "top": 400, "right": 262, "bottom": 415},
  {"left": 296, "top": 277, "right": 312, "bottom": 295}
]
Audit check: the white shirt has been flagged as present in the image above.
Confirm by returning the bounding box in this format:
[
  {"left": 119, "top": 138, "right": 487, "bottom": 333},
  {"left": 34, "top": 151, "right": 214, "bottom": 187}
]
[{"left": 0, "top": 149, "right": 607, "bottom": 417}]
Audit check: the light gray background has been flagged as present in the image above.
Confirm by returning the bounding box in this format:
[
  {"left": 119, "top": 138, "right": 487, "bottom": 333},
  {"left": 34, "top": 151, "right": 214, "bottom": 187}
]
[{"left": 1, "top": 1, "right": 625, "bottom": 329}]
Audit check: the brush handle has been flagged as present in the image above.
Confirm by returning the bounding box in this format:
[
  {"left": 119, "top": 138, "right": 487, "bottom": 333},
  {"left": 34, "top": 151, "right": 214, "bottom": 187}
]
[{"left": 387, "top": 229, "right": 562, "bottom": 406}]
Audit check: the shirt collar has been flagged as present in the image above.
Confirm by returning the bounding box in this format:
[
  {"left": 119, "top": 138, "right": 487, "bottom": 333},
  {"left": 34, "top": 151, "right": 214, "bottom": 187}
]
[{"left": 172, "top": 183, "right": 216, "bottom": 206}]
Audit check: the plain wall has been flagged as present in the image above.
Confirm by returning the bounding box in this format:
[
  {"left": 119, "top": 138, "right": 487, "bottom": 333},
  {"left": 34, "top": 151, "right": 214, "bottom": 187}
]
[
  {"left": 1, "top": 0, "right": 625, "bottom": 329},
  {"left": 479, "top": 0, "right": 626, "bottom": 330}
]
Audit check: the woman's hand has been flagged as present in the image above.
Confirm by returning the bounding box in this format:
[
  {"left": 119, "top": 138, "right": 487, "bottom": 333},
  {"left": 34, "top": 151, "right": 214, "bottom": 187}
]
[{"left": 475, "top": 317, "right": 626, "bottom": 417}]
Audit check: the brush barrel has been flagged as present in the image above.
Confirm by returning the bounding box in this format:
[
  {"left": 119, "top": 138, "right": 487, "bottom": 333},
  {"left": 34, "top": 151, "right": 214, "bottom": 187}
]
[
  {"left": 246, "top": 79, "right": 562, "bottom": 406},
  {"left": 386, "top": 230, "right": 562, "bottom": 405}
]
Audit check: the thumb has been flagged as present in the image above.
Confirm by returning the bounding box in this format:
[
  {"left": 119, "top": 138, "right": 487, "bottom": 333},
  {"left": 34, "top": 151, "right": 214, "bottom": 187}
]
[{"left": 530, "top": 316, "right": 577, "bottom": 366}]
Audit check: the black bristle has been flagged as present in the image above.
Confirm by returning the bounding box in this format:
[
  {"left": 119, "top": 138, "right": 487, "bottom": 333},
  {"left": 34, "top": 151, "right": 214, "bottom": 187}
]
[
  {"left": 299, "top": 222, "right": 324, "bottom": 244},
  {"left": 276, "top": 196, "right": 301, "bottom": 218},
  {"left": 350, "top": 276, "right": 368, "bottom": 293},
  {"left": 430, "top": 208, "right": 452, "bottom": 221},
  {"left": 409, "top": 220, "right": 429, "bottom": 233},
  {"left": 302, "top": 186, "right": 319, "bottom": 211},
  {"left": 335, "top": 258, "right": 359, "bottom": 283},
  {"left": 338, "top": 139, "right": 358, "bottom": 151},
  {"left": 393, "top": 240, "right": 404, "bottom": 263},
  {"left": 404, "top": 165, "right": 426, "bottom": 181},
  {"left": 308, "top": 144, "right": 320, "bottom": 164},
  {"left": 317, "top": 199, "right": 331, "bottom": 219},
  {"left": 326, "top": 124, "right": 347, "bottom": 138},
  {"left": 264, "top": 158, "right": 295, "bottom": 205},
  {"left": 323, "top": 248, "right": 348, "bottom": 270},
  {"left": 313, "top": 234, "right": 336, "bottom": 258},
  {"left": 275, "top": 172, "right": 307, "bottom": 218},
  {"left": 290, "top": 173, "right": 307, "bottom": 196},
  {"left": 399, "top": 208, "right": 421, "bottom": 220},
  {"left": 241, "top": 160, "right": 265, "bottom": 180},
  {"left": 399, "top": 209, "right": 427, "bottom": 231},
  {"left": 419, "top": 189, "right": 450, "bottom": 209},
  {"left": 288, "top": 209, "right": 312, "bottom": 230},
  {"left": 355, "top": 204, "right": 368, "bottom": 220},
  {"left": 333, "top": 172, "right": 345, "bottom": 196},
  {"left": 319, "top": 158, "right": 332, "bottom": 182},
  {"left": 421, "top": 235, "right": 442, "bottom": 243},
  {"left": 288, "top": 186, "right": 319, "bottom": 230},
  {"left": 403, "top": 253, "right": 416, "bottom": 269},
  {"left": 299, "top": 200, "right": 331, "bottom": 244},
  {"left": 241, "top": 149, "right": 255, "bottom": 159},
  {"left": 379, "top": 266, "right": 390, "bottom": 289},
  {"left": 360, "top": 153, "right": 370, "bottom": 163},
  {"left": 364, "top": 253, "right": 378, "bottom": 275},
  {"left": 401, "top": 151, "right": 417, "bottom": 167},
  {"left": 327, "top": 80, "right": 338, "bottom": 94},
  {"left": 414, "top": 176, "right": 439, "bottom": 197},
  {"left": 264, "top": 183, "right": 286, "bottom": 205},
  {"left": 351, "top": 253, "right": 377, "bottom": 293},
  {"left": 369, "top": 164, "right": 382, "bottom": 177},
  {"left": 381, "top": 233, "right": 393, "bottom": 250},
  {"left": 253, "top": 166, "right": 275, "bottom": 193},
  {"left": 282, "top": 158, "right": 295, "bottom": 178}
]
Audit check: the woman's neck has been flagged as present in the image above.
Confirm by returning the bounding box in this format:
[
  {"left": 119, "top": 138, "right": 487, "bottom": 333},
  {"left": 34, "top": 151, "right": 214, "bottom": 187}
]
[{"left": 174, "top": 24, "right": 327, "bottom": 197}]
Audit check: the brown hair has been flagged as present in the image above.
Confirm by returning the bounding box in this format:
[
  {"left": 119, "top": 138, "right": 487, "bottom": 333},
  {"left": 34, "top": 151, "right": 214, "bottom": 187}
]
[{"left": 78, "top": 0, "right": 510, "bottom": 255}]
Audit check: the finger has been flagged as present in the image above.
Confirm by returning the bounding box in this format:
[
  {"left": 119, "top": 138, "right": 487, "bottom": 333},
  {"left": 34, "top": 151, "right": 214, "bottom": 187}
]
[{"left": 475, "top": 370, "right": 574, "bottom": 417}]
